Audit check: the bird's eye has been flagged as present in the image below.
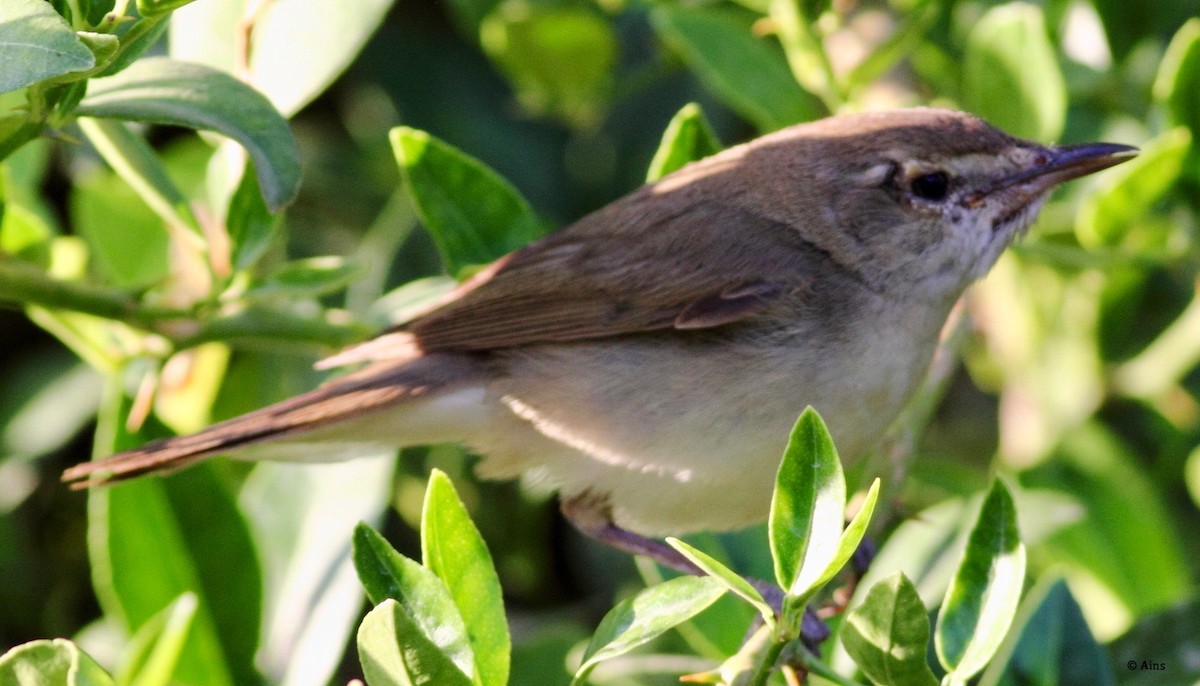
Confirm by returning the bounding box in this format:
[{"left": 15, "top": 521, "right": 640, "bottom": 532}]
[{"left": 910, "top": 171, "right": 950, "bottom": 201}]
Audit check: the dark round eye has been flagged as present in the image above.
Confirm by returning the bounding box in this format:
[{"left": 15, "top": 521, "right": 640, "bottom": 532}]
[{"left": 911, "top": 171, "right": 950, "bottom": 201}]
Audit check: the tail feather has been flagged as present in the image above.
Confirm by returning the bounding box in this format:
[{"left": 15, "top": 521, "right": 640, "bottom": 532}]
[{"left": 62, "top": 354, "right": 483, "bottom": 487}]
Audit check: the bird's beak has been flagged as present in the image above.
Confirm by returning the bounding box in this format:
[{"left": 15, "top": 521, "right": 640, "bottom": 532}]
[{"left": 994, "top": 142, "right": 1139, "bottom": 194}]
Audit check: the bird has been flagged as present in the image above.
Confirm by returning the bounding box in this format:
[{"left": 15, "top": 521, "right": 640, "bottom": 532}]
[{"left": 63, "top": 108, "right": 1135, "bottom": 564}]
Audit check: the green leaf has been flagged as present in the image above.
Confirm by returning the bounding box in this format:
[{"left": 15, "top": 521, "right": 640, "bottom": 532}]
[
  {"left": 77, "top": 57, "right": 301, "bottom": 211},
  {"left": 962, "top": 3, "right": 1065, "bottom": 142},
  {"left": 422, "top": 470, "right": 510, "bottom": 686},
  {"left": 573, "top": 576, "right": 725, "bottom": 684},
  {"left": 666, "top": 537, "right": 775, "bottom": 629},
  {"left": 391, "top": 126, "right": 542, "bottom": 274},
  {"left": 1153, "top": 19, "right": 1200, "bottom": 143},
  {"left": 646, "top": 103, "right": 722, "bottom": 182},
  {"left": 0, "top": 0, "right": 96, "bottom": 95},
  {"left": 357, "top": 599, "right": 474, "bottom": 686},
  {"left": 935, "top": 479, "right": 1026, "bottom": 682},
  {"left": 120, "top": 592, "right": 199, "bottom": 686},
  {"left": 351, "top": 524, "right": 477, "bottom": 680},
  {"left": 1020, "top": 423, "right": 1190, "bottom": 633},
  {"left": 76, "top": 116, "right": 202, "bottom": 238},
  {"left": 138, "top": 0, "right": 200, "bottom": 17},
  {"left": 769, "top": 407, "right": 845, "bottom": 598},
  {"left": 0, "top": 639, "right": 116, "bottom": 686},
  {"left": 651, "top": 5, "right": 821, "bottom": 132},
  {"left": 170, "top": 0, "right": 394, "bottom": 116},
  {"left": 842, "top": 573, "right": 938, "bottom": 686},
  {"left": 89, "top": 384, "right": 262, "bottom": 686},
  {"left": 1075, "top": 127, "right": 1190, "bottom": 249},
  {"left": 249, "top": 257, "right": 365, "bottom": 300},
  {"left": 224, "top": 158, "right": 280, "bottom": 271},
  {"left": 98, "top": 17, "right": 169, "bottom": 78},
  {"left": 480, "top": 3, "right": 617, "bottom": 127},
  {"left": 982, "top": 577, "right": 1114, "bottom": 686}
]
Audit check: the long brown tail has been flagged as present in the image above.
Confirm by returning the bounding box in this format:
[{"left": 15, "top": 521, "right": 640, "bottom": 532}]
[{"left": 62, "top": 354, "right": 483, "bottom": 488}]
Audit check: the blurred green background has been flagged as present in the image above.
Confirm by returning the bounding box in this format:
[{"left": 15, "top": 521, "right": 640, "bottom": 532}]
[{"left": 1, "top": 0, "right": 1199, "bottom": 683}]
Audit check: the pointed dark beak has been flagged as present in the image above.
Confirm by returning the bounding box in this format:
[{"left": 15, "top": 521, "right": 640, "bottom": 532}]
[{"left": 994, "top": 142, "right": 1139, "bottom": 194}]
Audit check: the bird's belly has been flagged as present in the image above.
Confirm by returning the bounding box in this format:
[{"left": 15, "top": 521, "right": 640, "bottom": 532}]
[{"left": 475, "top": 332, "right": 934, "bottom": 535}]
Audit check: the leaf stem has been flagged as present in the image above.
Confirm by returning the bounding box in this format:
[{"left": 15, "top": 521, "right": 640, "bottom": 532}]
[
  {"left": 797, "top": 651, "right": 867, "bottom": 686},
  {"left": 769, "top": 0, "right": 842, "bottom": 111}
]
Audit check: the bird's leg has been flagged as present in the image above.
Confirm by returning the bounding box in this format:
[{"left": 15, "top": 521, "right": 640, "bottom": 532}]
[
  {"left": 560, "top": 492, "right": 703, "bottom": 576},
  {"left": 560, "top": 493, "right": 824, "bottom": 647}
]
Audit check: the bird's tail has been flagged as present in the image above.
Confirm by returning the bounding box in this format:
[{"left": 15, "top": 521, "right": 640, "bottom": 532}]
[{"left": 61, "top": 354, "right": 485, "bottom": 488}]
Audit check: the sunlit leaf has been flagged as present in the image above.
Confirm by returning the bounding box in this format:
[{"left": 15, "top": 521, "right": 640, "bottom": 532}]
[
  {"left": 170, "top": 0, "right": 394, "bottom": 116},
  {"left": 120, "top": 593, "right": 199, "bottom": 686},
  {"left": 0, "top": 639, "right": 116, "bottom": 686},
  {"left": 573, "top": 576, "right": 725, "bottom": 684},
  {"left": 769, "top": 407, "right": 845, "bottom": 599},
  {"left": 422, "top": 470, "right": 509, "bottom": 686},
  {"left": 646, "top": 103, "right": 721, "bottom": 182},
  {"left": 391, "top": 126, "right": 542, "bottom": 274},
  {"left": 352, "top": 524, "right": 477, "bottom": 680},
  {"left": 666, "top": 537, "right": 775, "bottom": 629},
  {"left": 356, "top": 599, "right": 474, "bottom": 686}
]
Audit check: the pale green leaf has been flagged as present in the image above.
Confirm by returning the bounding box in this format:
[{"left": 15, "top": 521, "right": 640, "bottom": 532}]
[
  {"left": 646, "top": 103, "right": 721, "bottom": 182},
  {"left": 962, "top": 3, "right": 1065, "bottom": 141},
  {"left": 357, "top": 599, "right": 474, "bottom": 686}
]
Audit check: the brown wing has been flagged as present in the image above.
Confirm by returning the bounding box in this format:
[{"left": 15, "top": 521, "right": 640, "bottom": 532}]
[{"left": 395, "top": 199, "right": 817, "bottom": 353}]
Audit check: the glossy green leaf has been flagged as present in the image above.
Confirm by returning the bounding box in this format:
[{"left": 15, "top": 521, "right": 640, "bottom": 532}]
[
  {"left": 651, "top": 5, "right": 820, "bottom": 132},
  {"left": 573, "top": 576, "right": 725, "bottom": 684},
  {"left": 646, "top": 103, "right": 721, "bottom": 182},
  {"left": 352, "top": 523, "right": 477, "bottom": 680},
  {"left": 78, "top": 58, "right": 300, "bottom": 211},
  {"left": 0, "top": 639, "right": 116, "bottom": 686},
  {"left": 1076, "top": 128, "right": 1189, "bottom": 249},
  {"left": 962, "top": 3, "right": 1065, "bottom": 142},
  {"left": 935, "top": 479, "right": 1026, "bottom": 682},
  {"left": 120, "top": 592, "right": 199, "bottom": 686},
  {"left": 170, "top": 0, "right": 394, "bottom": 116},
  {"left": 481, "top": 3, "right": 617, "bottom": 127},
  {"left": 0, "top": 0, "right": 95, "bottom": 95},
  {"left": 666, "top": 537, "right": 774, "bottom": 629},
  {"left": 769, "top": 407, "right": 845, "bottom": 598},
  {"left": 422, "top": 470, "right": 510, "bottom": 686},
  {"left": 982, "top": 577, "right": 1114, "bottom": 686},
  {"left": 250, "top": 257, "right": 365, "bottom": 300},
  {"left": 357, "top": 599, "right": 474, "bottom": 686},
  {"left": 842, "top": 572, "right": 938, "bottom": 686},
  {"left": 391, "top": 126, "right": 542, "bottom": 274}
]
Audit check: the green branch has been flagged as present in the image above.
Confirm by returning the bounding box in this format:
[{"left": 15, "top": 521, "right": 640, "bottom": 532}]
[{"left": 0, "top": 257, "right": 370, "bottom": 350}]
